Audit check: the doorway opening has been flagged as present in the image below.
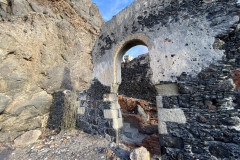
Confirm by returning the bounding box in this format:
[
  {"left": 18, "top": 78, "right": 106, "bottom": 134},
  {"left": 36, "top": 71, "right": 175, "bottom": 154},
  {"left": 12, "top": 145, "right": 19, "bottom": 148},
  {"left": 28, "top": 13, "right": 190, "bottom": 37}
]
[{"left": 115, "top": 42, "right": 159, "bottom": 154}]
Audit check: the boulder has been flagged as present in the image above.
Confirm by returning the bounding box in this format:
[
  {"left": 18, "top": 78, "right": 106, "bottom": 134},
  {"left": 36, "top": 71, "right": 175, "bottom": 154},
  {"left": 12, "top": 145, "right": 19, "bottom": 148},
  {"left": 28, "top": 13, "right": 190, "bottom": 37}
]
[
  {"left": 0, "top": 131, "right": 23, "bottom": 143},
  {"left": 1, "top": 114, "right": 43, "bottom": 132},
  {"left": 14, "top": 130, "right": 42, "bottom": 146},
  {"left": 137, "top": 105, "right": 147, "bottom": 122},
  {"left": 130, "top": 146, "right": 150, "bottom": 160}
]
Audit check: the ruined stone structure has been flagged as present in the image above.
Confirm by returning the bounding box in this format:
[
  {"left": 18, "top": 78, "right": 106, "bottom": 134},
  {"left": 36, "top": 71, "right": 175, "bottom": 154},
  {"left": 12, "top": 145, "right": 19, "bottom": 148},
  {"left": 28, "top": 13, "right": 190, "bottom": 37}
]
[
  {"left": 76, "top": 0, "right": 240, "bottom": 159},
  {"left": 0, "top": 0, "right": 239, "bottom": 159}
]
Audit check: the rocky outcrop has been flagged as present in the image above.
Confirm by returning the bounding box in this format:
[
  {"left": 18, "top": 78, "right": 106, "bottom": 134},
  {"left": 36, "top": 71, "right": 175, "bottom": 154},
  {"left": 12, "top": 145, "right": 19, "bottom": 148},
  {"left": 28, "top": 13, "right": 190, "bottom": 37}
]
[{"left": 0, "top": 0, "right": 103, "bottom": 132}]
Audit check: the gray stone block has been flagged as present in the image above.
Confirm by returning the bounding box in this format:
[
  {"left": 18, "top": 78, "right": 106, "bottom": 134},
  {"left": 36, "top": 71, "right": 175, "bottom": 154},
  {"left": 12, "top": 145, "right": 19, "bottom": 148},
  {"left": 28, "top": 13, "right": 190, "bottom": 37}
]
[
  {"left": 155, "top": 83, "right": 179, "bottom": 95},
  {"left": 104, "top": 109, "right": 119, "bottom": 119},
  {"left": 123, "top": 122, "right": 130, "bottom": 131},
  {"left": 112, "top": 118, "right": 123, "bottom": 129},
  {"left": 158, "top": 108, "right": 186, "bottom": 123},
  {"left": 158, "top": 122, "right": 168, "bottom": 134},
  {"left": 156, "top": 96, "right": 163, "bottom": 109}
]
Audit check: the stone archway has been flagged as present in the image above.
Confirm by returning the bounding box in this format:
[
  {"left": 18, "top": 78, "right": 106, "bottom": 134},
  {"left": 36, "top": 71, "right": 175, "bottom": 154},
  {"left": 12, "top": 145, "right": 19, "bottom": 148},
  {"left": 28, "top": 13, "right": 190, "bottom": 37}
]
[
  {"left": 111, "top": 33, "right": 152, "bottom": 93},
  {"left": 101, "top": 33, "right": 153, "bottom": 143}
]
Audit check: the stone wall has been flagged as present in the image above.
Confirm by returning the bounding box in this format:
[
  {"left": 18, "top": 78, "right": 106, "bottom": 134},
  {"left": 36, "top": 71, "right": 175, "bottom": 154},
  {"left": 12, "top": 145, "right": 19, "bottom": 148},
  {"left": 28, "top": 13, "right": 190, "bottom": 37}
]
[
  {"left": 0, "top": 0, "right": 103, "bottom": 132},
  {"left": 83, "top": 0, "right": 240, "bottom": 159},
  {"left": 92, "top": 0, "right": 239, "bottom": 86},
  {"left": 76, "top": 79, "right": 120, "bottom": 142},
  {"left": 118, "top": 53, "right": 157, "bottom": 103},
  {"left": 158, "top": 21, "right": 240, "bottom": 159}
]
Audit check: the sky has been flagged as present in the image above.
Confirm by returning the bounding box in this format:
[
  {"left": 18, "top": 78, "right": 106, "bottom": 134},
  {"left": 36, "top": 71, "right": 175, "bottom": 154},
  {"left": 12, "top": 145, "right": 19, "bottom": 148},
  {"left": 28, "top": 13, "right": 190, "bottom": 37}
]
[
  {"left": 90, "top": 0, "right": 134, "bottom": 21},
  {"left": 91, "top": 0, "right": 240, "bottom": 57},
  {"left": 124, "top": 45, "right": 149, "bottom": 58}
]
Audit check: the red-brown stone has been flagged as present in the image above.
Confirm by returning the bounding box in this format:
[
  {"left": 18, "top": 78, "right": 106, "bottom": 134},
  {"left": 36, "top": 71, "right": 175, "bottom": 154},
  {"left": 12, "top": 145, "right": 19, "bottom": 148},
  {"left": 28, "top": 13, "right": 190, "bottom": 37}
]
[
  {"left": 136, "top": 135, "right": 161, "bottom": 155},
  {"left": 208, "top": 105, "right": 217, "bottom": 110},
  {"left": 117, "top": 95, "right": 157, "bottom": 112},
  {"left": 121, "top": 141, "right": 136, "bottom": 149},
  {"left": 232, "top": 70, "right": 240, "bottom": 88},
  {"left": 122, "top": 113, "right": 144, "bottom": 128}
]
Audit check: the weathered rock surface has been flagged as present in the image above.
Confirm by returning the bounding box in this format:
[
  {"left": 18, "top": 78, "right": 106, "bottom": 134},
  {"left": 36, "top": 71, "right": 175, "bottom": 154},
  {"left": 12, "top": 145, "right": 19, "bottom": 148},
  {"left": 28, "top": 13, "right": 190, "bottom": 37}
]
[
  {"left": 0, "top": 0, "right": 103, "bottom": 131},
  {"left": 0, "top": 94, "right": 11, "bottom": 113},
  {"left": 14, "top": 130, "right": 42, "bottom": 146}
]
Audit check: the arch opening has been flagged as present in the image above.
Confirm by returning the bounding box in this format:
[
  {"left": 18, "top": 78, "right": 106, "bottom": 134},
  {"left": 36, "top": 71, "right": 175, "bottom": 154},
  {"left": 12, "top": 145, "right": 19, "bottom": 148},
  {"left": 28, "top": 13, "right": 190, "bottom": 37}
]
[
  {"left": 113, "top": 39, "right": 159, "bottom": 152},
  {"left": 113, "top": 39, "right": 150, "bottom": 89}
]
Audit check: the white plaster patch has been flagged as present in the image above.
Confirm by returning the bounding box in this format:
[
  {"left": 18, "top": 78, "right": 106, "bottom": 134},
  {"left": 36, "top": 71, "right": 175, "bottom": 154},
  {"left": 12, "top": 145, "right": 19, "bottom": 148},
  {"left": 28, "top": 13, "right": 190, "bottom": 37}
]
[
  {"left": 203, "top": 0, "right": 216, "bottom": 3},
  {"left": 221, "top": 97, "right": 236, "bottom": 110},
  {"left": 93, "top": 53, "right": 114, "bottom": 86},
  {"left": 149, "top": 16, "right": 225, "bottom": 84}
]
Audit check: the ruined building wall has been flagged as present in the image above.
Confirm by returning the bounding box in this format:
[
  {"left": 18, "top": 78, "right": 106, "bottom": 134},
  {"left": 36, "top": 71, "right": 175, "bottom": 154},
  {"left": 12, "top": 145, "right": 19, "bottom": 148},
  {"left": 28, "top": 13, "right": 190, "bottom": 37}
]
[
  {"left": 159, "top": 26, "right": 240, "bottom": 159},
  {"left": 76, "top": 0, "right": 240, "bottom": 159},
  {"left": 92, "top": 0, "right": 238, "bottom": 86}
]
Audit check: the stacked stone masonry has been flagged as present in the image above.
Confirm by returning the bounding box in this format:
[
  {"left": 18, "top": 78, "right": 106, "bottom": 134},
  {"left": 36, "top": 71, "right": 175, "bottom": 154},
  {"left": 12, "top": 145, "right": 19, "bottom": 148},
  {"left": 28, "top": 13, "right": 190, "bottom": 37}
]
[
  {"left": 118, "top": 53, "right": 157, "bottom": 103},
  {"left": 77, "top": 0, "right": 240, "bottom": 159},
  {"left": 160, "top": 20, "right": 240, "bottom": 159},
  {"left": 76, "top": 79, "right": 121, "bottom": 142}
]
